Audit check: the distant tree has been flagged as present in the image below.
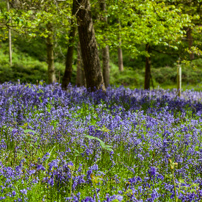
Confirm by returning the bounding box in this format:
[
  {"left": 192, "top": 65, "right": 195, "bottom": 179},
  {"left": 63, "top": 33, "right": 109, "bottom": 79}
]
[
  {"left": 1, "top": 0, "right": 72, "bottom": 84},
  {"left": 46, "top": 22, "right": 56, "bottom": 83},
  {"left": 166, "top": 0, "right": 202, "bottom": 61},
  {"left": 99, "top": 0, "right": 110, "bottom": 87},
  {"left": 6, "top": 0, "right": 12, "bottom": 66},
  {"left": 117, "top": 0, "right": 123, "bottom": 72},
  {"left": 105, "top": 0, "right": 190, "bottom": 89},
  {"left": 144, "top": 43, "right": 151, "bottom": 89},
  {"left": 117, "top": 24, "right": 124, "bottom": 72}
]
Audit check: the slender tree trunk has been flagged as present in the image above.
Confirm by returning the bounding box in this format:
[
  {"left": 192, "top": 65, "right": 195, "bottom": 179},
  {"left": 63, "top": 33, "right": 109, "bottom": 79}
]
[
  {"left": 62, "top": 1, "right": 77, "bottom": 90},
  {"left": 118, "top": 47, "right": 123, "bottom": 72},
  {"left": 76, "top": 43, "right": 82, "bottom": 87},
  {"left": 46, "top": 22, "right": 56, "bottom": 84},
  {"left": 144, "top": 43, "right": 151, "bottom": 90},
  {"left": 118, "top": 19, "right": 123, "bottom": 72},
  {"left": 76, "top": 42, "right": 86, "bottom": 87},
  {"left": 187, "top": 28, "right": 194, "bottom": 60},
  {"left": 102, "top": 46, "right": 110, "bottom": 87},
  {"left": 75, "top": 0, "right": 105, "bottom": 91},
  {"left": 7, "top": 0, "right": 12, "bottom": 66},
  {"left": 100, "top": 0, "right": 110, "bottom": 88}
]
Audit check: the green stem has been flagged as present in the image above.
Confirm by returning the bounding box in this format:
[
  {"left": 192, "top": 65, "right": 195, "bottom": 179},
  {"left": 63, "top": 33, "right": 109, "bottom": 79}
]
[
  {"left": 70, "top": 170, "right": 73, "bottom": 201},
  {"left": 172, "top": 169, "right": 178, "bottom": 202},
  {"left": 93, "top": 183, "right": 98, "bottom": 202}
]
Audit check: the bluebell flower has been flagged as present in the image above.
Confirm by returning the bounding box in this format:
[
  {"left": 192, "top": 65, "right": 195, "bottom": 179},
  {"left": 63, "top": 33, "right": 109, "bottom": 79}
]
[
  {"left": 82, "top": 196, "right": 95, "bottom": 202},
  {"left": 48, "top": 159, "right": 59, "bottom": 170},
  {"left": 37, "top": 164, "right": 45, "bottom": 171},
  {"left": 20, "top": 189, "right": 27, "bottom": 195},
  {"left": 148, "top": 167, "right": 157, "bottom": 180}
]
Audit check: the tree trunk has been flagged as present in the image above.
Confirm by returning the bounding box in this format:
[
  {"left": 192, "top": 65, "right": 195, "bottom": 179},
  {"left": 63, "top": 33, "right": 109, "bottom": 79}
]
[
  {"left": 187, "top": 28, "right": 194, "bottom": 60},
  {"left": 100, "top": 0, "right": 110, "bottom": 88},
  {"left": 118, "top": 47, "right": 123, "bottom": 72},
  {"left": 102, "top": 46, "right": 110, "bottom": 87},
  {"left": 7, "top": 0, "right": 12, "bottom": 66},
  {"left": 76, "top": 42, "right": 86, "bottom": 87},
  {"left": 62, "top": 1, "right": 77, "bottom": 90},
  {"left": 75, "top": 0, "right": 105, "bottom": 91},
  {"left": 46, "top": 22, "right": 56, "bottom": 84},
  {"left": 144, "top": 43, "right": 151, "bottom": 90},
  {"left": 118, "top": 20, "right": 123, "bottom": 72}
]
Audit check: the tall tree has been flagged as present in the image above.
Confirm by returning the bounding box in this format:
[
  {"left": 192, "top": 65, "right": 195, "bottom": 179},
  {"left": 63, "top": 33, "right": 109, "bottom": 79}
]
[
  {"left": 99, "top": 0, "right": 110, "bottom": 87},
  {"left": 76, "top": 0, "right": 105, "bottom": 91},
  {"left": 62, "top": 0, "right": 77, "bottom": 89}
]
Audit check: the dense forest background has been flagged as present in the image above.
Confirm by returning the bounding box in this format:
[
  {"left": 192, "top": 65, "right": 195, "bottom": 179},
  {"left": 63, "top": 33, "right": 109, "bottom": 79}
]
[{"left": 0, "top": 0, "right": 202, "bottom": 90}]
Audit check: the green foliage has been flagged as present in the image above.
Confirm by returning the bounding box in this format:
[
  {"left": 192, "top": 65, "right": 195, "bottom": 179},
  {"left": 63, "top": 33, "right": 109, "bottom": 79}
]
[
  {"left": 14, "top": 36, "right": 47, "bottom": 62},
  {"left": 110, "top": 63, "right": 144, "bottom": 88},
  {"left": 109, "top": 59, "right": 202, "bottom": 89},
  {"left": 0, "top": 44, "right": 66, "bottom": 84},
  {"left": 96, "top": 0, "right": 190, "bottom": 54},
  {"left": 0, "top": 0, "right": 201, "bottom": 89}
]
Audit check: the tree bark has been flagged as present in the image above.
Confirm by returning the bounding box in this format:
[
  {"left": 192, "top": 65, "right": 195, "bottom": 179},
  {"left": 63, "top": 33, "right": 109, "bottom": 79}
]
[
  {"left": 46, "top": 22, "right": 56, "bottom": 84},
  {"left": 144, "top": 43, "right": 151, "bottom": 90},
  {"left": 62, "top": 1, "right": 77, "bottom": 90},
  {"left": 7, "top": 0, "right": 12, "bottom": 66},
  {"left": 118, "top": 47, "right": 123, "bottom": 72},
  {"left": 187, "top": 28, "right": 194, "bottom": 60},
  {"left": 102, "top": 46, "right": 110, "bottom": 87},
  {"left": 75, "top": 0, "right": 105, "bottom": 91},
  {"left": 76, "top": 42, "right": 86, "bottom": 87},
  {"left": 100, "top": 0, "right": 110, "bottom": 88},
  {"left": 118, "top": 20, "right": 123, "bottom": 72}
]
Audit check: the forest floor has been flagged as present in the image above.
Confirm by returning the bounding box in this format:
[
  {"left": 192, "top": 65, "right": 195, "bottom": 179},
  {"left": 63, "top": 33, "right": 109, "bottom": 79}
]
[{"left": 0, "top": 83, "right": 202, "bottom": 201}]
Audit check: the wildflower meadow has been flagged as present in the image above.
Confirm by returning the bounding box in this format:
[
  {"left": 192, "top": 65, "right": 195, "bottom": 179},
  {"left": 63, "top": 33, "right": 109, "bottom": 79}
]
[{"left": 0, "top": 82, "right": 202, "bottom": 202}]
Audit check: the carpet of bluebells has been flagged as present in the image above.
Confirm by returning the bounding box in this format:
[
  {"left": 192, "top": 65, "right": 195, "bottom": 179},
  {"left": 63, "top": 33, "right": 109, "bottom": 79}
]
[{"left": 0, "top": 82, "right": 202, "bottom": 202}]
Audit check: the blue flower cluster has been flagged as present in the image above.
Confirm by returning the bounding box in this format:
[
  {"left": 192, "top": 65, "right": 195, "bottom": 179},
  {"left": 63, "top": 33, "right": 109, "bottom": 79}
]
[{"left": 0, "top": 83, "right": 202, "bottom": 201}]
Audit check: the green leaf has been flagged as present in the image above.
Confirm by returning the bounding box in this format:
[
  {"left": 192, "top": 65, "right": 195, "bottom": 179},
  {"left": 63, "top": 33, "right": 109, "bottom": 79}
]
[
  {"left": 23, "top": 129, "right": 37, "bottom": 134},
  {"left": 84, "top": 135, "right": 113, "bottom": 152}
]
